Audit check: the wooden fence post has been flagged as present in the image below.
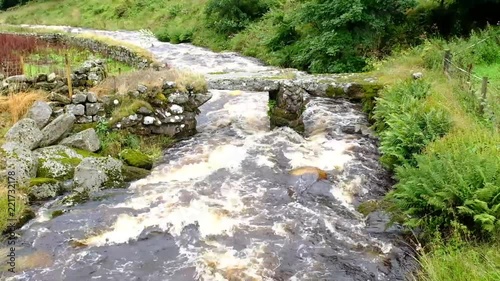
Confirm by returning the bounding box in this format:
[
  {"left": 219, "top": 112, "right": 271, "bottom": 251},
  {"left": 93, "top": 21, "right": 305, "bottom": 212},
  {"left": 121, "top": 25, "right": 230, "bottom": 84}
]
[
  {"left": 20, "top": 56, "right": 24, "bottom": 75},
  {"left": 466, "top": 63, "right": 473, "bottom": 92},
  {"left": 65, "top": 54, "right": 73, "bottom": 100},
  {"left": 443, "top": 49, "right": 452, "bottom": 77},
  {"left": 480, "top": 77, "right": 488, "bottom": 114}
]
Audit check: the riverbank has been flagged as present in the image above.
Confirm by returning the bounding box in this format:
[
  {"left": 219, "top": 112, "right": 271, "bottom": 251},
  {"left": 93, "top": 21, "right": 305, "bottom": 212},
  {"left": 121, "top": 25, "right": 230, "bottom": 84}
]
[{"left": 369, "top": 26, "right": 500, "bottom": 280}]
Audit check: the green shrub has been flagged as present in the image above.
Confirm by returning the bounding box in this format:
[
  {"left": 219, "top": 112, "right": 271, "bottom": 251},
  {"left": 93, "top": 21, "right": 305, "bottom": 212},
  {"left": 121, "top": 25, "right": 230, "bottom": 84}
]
[
  {"left": 373, "top": 80, "right": 452, "bottom": 170},
  {"left": 205, "top": 0, "right": 274, "bottom": 35},
  {"left": 278, "top": 0, "right": 417, "bottom": 73},
  {"left": 387, "top": 130, "right": 500, "bottom": 238}
]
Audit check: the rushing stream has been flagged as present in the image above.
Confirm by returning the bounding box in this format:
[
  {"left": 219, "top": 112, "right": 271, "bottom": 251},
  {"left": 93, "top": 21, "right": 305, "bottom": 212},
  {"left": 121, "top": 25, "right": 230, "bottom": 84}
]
[{"left": 4, "top": 25, "right": 415, "bottom": 280}]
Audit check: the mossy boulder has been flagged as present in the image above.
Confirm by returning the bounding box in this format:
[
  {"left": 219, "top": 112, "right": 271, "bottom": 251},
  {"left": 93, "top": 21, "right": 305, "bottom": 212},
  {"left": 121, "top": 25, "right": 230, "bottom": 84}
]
[
  {"left": 119, "top": 149, "right": 153, "bottom": 170},
  {"left": 122, "top": 165, "right": 151, "bottom": 182},
  {"left": 29, "top": 178, "right": 63, "bottom": 201},
  {"left": 34, "top": 145, "right": 85, "bottom": 180},
  {"left": 73, "top": 156, "right": 124, "bottom": 194}
]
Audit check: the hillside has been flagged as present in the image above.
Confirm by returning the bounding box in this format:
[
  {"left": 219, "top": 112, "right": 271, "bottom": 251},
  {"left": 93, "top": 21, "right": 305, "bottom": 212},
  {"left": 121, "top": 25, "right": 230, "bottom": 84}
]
[{"left": 2, "top": 0, "right": 498, "bottom": 74}]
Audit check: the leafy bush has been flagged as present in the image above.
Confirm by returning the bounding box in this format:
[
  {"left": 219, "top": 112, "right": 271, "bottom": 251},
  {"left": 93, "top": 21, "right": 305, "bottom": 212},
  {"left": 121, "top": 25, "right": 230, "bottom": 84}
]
[
  {"left": 271, "top": 0, "right": 418, "bottom": 73},
  {"left": 205, "top": 0, "right": 274, "bottom": 35},
  {"left": 373, "top": 80, "right": 452, "bottom": 170},
  {"left": 387, "top": 130, "right": 500, "bottom": 238}
]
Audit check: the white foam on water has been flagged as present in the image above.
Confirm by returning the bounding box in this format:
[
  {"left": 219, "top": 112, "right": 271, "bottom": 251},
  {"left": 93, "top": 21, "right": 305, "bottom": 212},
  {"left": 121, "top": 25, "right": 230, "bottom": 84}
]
[
  {"left": 283, "top": 133, "right": 353, "bottom": 172},
  {"left": 195, "top": 242, "right": 277, "bottom": 281}
]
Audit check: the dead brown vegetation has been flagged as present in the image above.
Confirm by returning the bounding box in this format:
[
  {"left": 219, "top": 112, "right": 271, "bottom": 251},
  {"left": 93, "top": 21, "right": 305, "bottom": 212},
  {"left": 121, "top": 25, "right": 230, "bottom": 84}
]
[
  {"left": 91, "top": 68, "right": 207, "bottom": 96},
  {"left": 0, "top": 90, "right": 48, "bottom": 124}
]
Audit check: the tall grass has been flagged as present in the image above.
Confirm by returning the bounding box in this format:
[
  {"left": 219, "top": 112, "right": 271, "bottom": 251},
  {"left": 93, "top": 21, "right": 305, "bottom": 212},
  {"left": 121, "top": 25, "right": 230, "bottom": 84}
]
[
  {"left": 91, "top": 68, "right": 207, "bottom": 96},
  {"left": 0, "top": 91, "right": 47, "bottom": 124},
  {"left": 416, "top": 236, "right": 500, "bottom": 281}
]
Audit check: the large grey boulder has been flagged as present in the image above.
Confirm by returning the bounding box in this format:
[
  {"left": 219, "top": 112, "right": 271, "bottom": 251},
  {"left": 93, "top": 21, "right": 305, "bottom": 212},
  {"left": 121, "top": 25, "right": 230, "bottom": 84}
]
[
  {"left": 29, "top": 179, "right": 62, "bottom": 201},
  {"left": 26, "top": 101, "right": 53, "bottom": 129},
  {"left": 59, "top": 128, "right": 100, "bottom": 152},
  {"left": 34, "top": 145, "right": 84, "bottom": 180},
  {"left": 5, "top": 118, "right": 42, "bottom": 150},
  {"left": 2, "top": 142, "right": 38, "bottom": 187},
  {"left": 73, "top": 157, "right": 124, "bottom": 194},
  {"left": 39, "top": 113, "right": 76, "bottom": 147}
]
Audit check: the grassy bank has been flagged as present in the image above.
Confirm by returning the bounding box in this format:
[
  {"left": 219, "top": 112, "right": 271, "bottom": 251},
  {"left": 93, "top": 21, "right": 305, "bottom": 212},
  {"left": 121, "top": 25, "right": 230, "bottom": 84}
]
[
  {"left": 369, "top": 26, "right": 500, "bottom": 280},
  {"left": 0, "top": 0, "right": 421, "bottom": 73}
]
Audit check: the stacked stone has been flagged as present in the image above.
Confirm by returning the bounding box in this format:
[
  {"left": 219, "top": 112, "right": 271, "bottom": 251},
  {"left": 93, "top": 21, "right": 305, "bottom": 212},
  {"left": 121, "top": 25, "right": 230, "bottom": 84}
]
[
  {"left": 111, "top": 81, "right": 212, "bottom": 138},
  {"left": 64, "top": 92, "right": 105, "bottom": 124},
  {"left": 0, "top": 59, "right": 107, "bottom": 96}
]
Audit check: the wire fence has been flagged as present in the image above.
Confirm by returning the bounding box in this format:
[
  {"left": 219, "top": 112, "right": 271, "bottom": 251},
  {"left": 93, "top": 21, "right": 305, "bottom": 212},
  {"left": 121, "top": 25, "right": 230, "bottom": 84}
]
[
  {"left": 443, "top": 46, "right": 500, "bottom": 129},
  {"left": 0, "top": 51, "right": 127, "bottom": 78},
  {"left": 0, "top": 33, "right": 130, "bottom": 79}
]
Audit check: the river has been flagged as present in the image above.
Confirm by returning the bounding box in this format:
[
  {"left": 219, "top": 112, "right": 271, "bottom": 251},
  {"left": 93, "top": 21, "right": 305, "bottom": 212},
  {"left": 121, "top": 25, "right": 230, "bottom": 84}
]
[{"left": 5, "top": 25, "right": 415, "bottom": 281}]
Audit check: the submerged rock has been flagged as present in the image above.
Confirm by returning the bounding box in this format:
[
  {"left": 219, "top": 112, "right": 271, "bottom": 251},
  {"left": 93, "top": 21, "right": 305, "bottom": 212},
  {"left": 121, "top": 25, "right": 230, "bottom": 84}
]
[{"left": 289, "top": 166, "right": 328, "bottom": 180}]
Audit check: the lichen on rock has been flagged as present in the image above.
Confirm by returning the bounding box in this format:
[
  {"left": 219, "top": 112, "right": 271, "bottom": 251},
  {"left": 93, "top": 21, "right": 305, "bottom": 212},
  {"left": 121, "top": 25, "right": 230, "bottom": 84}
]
[
  {"left": 29, "top": 178, "right": 62, "bottom": 201},
  {"left": 73, "top": 156, "right": 124, "bottom": 194},
  {"left": 34, "top": 145, "right": 85, "bottom": 180}
]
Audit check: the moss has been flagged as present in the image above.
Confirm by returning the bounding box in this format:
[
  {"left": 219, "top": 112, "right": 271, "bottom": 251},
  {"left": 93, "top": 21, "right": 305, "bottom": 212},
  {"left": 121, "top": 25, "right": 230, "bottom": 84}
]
[
  {"left": 110, "top": 99, "right": 153, "bottom": 125},
  {"left": 359, "top": 84, "right": 384, "bottom": 122},
  {"left": 155, "top": 93, "right": 167, "bottom": 102},
  {"left": 357, "top": 200, "right": 380, "bottom": 216},
  {"left": 119, "top": 149, "right": 153, "bottom": 170},
  {"left": 51, "top": 210, "right": 64, "bottom": 218},
  {"left": 326, "top": 85, "right": 346, "bottom": 98},
  {"left": 59, "top": 156, "right": 82, "bottom": 167},
  {"left": 74, "top": 148, "right": 102, "bottom": 158},
  {"left": 72, "top": 123, "right": 97, "bottom": 134},
  {"left": 122, "top": 165, "right": 151, "bottom": 182},
  {"left": 29, "top": 178, "right": 58, "bottom": 187},
  {"left": 271, "top": 108, "right": 299, "bottom": 121}
]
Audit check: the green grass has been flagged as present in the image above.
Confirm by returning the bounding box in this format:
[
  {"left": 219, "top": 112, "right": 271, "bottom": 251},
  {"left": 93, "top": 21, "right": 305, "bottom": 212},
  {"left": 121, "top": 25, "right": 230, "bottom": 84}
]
[
  {"left": 22, "top": 47, "right": 134, "bottom": 77},
  {"left": 369, "top": 26, "right": 500, "bottom": 281},
  {"left": 0, "top": 0, "right": 208, "bottom": 35},
  {"left": 0, "top": 183, "right": 29, "bottom": 233},
  {"left": 416, "top": 238, "right": 500, "bottom": 281}
]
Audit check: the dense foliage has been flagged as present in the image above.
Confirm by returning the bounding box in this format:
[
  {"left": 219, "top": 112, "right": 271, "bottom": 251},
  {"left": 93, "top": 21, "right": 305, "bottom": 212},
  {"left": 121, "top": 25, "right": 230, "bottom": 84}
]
[
  {"left": 205, "top": 0, "right": 274, "bottom": 35},
  {"left": 373, "top": 80, "right": 451, "bottom": 170},
  {"left": 388, "top": 130, "right": 500, "bottom": 238}
]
